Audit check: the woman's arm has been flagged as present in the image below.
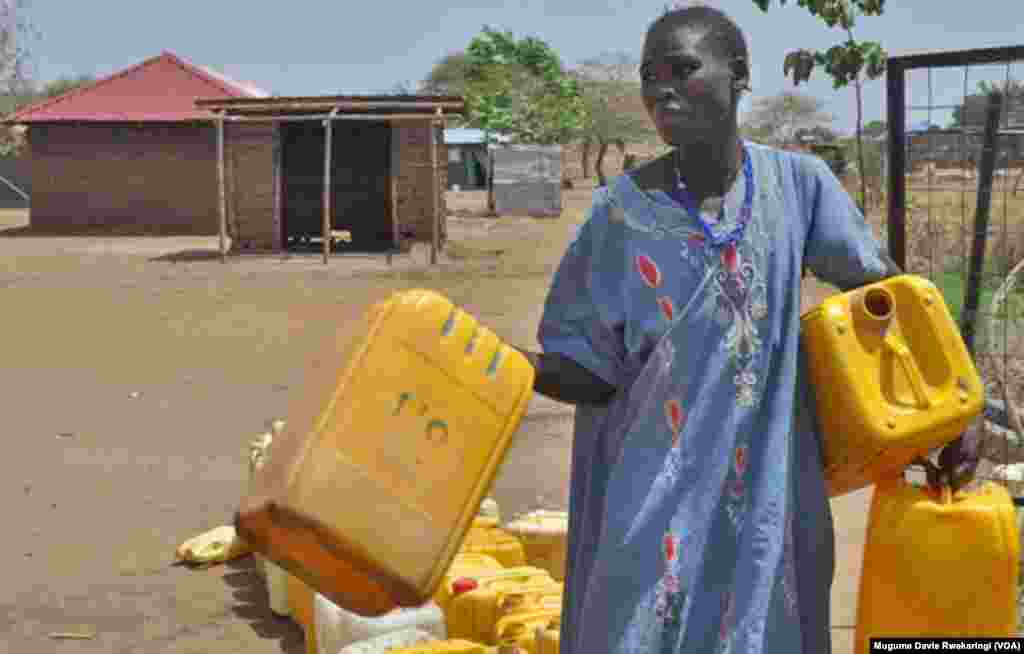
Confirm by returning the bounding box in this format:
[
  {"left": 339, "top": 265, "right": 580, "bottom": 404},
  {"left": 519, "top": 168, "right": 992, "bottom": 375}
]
[{"left": 514, "top": 347, "right": 617, "bottom": 406}]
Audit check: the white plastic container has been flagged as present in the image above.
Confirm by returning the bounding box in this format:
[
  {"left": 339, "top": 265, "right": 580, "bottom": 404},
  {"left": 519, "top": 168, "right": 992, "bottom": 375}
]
[
  {"left": 247, "top": 422, "right": 291, "bottom": 616},
  {"left": 336, "top": 628, "right": 438, "bottom": 654},
  {"left": 315, "top": 593, "right": 446, "bottom": 654}
]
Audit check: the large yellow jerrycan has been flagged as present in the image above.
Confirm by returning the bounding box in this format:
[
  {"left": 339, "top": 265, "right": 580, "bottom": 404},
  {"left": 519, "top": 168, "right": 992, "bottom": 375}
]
[
  {"left": 800, "top": 274, "right": 984, "bottom": 497},
  {"left": 855, "top": 476, "right": 1019, "bottom": 650},
  {"left": 237, "top": 289, "right": 535, "bottom": 617}
]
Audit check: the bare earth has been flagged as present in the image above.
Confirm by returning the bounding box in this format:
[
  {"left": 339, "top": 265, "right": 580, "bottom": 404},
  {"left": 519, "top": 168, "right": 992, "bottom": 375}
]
[{"left": 0, "top": 182, "right": 867, "bottom": 653}]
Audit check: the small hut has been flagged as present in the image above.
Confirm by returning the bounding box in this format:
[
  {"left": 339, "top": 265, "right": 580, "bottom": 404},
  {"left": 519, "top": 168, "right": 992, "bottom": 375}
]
[{"left": 195, "top": 95, "right": 464, "bottom": 261}]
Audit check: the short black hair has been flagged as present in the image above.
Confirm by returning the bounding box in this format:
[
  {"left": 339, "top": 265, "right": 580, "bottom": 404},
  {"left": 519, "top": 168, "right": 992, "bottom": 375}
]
[{"left": 646, "top": 3, "right": 749, "bottom": 79}]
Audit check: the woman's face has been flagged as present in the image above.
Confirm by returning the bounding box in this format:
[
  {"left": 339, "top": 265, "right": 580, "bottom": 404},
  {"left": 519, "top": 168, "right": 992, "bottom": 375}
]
[{"left": 641, "top": 20, "right": 739, "bottom": 147}]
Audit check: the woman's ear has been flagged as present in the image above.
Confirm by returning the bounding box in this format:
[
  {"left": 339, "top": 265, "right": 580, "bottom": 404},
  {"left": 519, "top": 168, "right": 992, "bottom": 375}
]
[{"left": 731, "top": 57, "right": 751, "bottom": 93}]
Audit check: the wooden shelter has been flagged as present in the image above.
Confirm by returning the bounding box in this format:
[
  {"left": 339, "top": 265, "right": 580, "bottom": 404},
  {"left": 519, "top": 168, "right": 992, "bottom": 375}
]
[{"left": 194, "top": 95, "right": 464, "bottom": 263}]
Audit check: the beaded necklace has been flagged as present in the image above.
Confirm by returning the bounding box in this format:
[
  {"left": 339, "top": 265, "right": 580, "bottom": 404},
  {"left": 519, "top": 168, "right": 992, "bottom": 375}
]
[{"left": 671, "top": 143, "right": 754, "bottom": 247}]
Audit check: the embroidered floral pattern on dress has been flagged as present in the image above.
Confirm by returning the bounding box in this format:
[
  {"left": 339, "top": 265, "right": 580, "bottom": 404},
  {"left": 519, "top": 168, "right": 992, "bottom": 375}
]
[
  {"left": 665, "top": 399, "right": 685, "bottom": 448},
  {"left": 655, "top": 530, "right": 686, "bottom": 653},
  {"left": 717, "top": 591, "right": 736, "bottom": 654},
  {"left": 724, "top": 444, "right": 749, "bottom": 533}
]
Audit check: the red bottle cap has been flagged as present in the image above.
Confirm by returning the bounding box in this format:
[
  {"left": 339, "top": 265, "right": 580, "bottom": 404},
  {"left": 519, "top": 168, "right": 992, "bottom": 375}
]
[{"left": 451, "top": 577, "right": 479, "bottom": 595}]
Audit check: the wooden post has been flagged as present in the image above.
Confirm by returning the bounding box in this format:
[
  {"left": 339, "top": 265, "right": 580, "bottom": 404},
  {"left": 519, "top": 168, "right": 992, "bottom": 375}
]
[
  {"left": 430, "top": 110, "right": 441, "bottom": 265},
  {"left": 389, "top": 125, "right": 399, "bottom": 262},
  {"left": 323, "top": 108, "right": 339, "bottom": 264},
  {"left": 217, "top": 113, "right": 227, "bottom": 263}
]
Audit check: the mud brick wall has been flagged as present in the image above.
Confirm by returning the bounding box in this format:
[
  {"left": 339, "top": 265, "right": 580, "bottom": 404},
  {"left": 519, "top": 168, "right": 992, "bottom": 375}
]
[
  {"left": 27, "top": 124, "right": 219, "bottom": 234},
  {"left": 225, "top": 123, "right": 277, "bottom": 251},
  {"left": 394, "top": 123, "right": 447, "bottom": 244}
]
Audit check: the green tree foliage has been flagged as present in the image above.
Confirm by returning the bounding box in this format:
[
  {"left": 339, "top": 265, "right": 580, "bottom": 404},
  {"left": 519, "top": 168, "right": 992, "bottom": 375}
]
[
  {"left": 573, "top": 51, "right": 656, "bottom": 186},
  {"left": 420, "top": 51, "right": 473, "bottom": 96},
  {"left": 752, "top": 0, "right": 888, "bottom": 212},
  {"left": 461, "top": 26, "right": 587, "bottom": 144},
  {"left": 742, "top": 90, "right": 834, "bottom": 146}
]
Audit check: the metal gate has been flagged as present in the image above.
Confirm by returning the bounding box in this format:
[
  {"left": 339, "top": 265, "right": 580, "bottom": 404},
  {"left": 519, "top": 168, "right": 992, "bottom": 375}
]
[{"left": 886, "top": 45, "right": 1024, "bottom": 488}]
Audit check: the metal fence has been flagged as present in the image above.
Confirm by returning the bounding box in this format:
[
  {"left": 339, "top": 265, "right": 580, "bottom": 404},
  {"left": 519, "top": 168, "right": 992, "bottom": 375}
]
[
  {"left": 490, "top": 144, "right": 563, "bottom": 217},
  {"left": 886, "top": 45, "right": 1024, "bottom": 489}
]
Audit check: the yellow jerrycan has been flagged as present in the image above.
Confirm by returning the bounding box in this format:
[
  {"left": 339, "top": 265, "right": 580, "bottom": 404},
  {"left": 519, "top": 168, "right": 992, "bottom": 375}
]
[
  {"left": 437, "top": 566, "right": 553, "bottom": 624},
  {"left": 800, "top": 274, "right": 984, "bottom": 497},
  {"left": 855, "top": 476, "right": 1019, "bottom": 650},
  {"left": 534, "top": 616, "right": 561, "bottom": 654},
  {"left": 388, "top": 640, "right": 505, "bottom": 654},
  {"left": 460, "top": 524, "right": 527, "bottom": 567},
  {"left": 447, "top": 575, "right": 563, "bottom": 643},
  {"left": 236, "top": 289, "right": 535, "bottom": 617},
  {"left": 493, "top": 607, "right": 562, "bottom": 654},
  {"left": 504, "top": 510, "right": 569, "bottom": 581}
]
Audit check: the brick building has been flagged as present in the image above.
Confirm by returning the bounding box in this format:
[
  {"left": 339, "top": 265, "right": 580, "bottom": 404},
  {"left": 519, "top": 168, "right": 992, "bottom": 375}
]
[
  {"left": 3, "top": 51, "right": 269, "bottom": 235},
  {"left": 3, "top": 51, "right": 461, "bottom": 256}
]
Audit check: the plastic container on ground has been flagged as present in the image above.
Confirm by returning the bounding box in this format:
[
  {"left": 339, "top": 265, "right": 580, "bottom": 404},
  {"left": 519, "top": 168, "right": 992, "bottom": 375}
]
[
  {"left": 855, "top": 476, "right": 1018, "bottom": 648},
  {"left": 447, "top": 576, "right": 563, "bottom": 644},
  {"left": 460, "top": 524, "right": 527, "bottom": 567},
  {"left": 287, "top": 573, "right": 319, "bottom": 654},
  {"left": 492, "top": 607, "right": 561, "bottom": 654},
  {"left": 800, "top": 275, "right": 984, "bottom": 497},
  {"left": 314, "top": 592, "right": 446, "bottom": 654},
  {"left": 433, "top": 553, "right": 507, "bottom": 612},
  {"left": 436, "top": 565, "right": 552, "bottom": 625},
  {"left": 503, "top": 511, "right": 568, "bottom": 581},
  {"left": 387, "top": 640, "right": 506, "bottom": 653},
  {"left": 335, "top": 628, "right": 438, "bottom": 654},
  {"left": 236, "top": 289, "right": 535, "bottom": 616},
  {"left": 246, "top": 424, "right": 291, "bottom": 616},
  {"left": 534, "top": 616, "right": 560, "bottom": 654}
]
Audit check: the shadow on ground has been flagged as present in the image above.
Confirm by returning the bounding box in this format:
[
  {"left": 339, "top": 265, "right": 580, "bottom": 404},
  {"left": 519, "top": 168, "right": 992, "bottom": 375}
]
[{"left": 222, "top": 557, "right": 305, "bottom": 654}]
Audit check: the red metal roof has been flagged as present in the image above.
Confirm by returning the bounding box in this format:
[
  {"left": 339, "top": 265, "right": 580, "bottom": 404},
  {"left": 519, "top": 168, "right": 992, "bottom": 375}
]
[{"left": 5, "top": 51, "right": 269, "bottom": 123}]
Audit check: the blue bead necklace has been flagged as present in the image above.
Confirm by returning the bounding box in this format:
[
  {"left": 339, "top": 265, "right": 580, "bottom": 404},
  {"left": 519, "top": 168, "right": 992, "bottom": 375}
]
[{"left": 671, "top": 143, "right": 754, "bottom": 248}]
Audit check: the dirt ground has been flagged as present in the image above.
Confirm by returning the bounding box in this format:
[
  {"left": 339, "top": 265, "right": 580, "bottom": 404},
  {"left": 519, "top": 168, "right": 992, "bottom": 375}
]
[{"left": 0, "top": 181, "right": 859, "bottom": 653}]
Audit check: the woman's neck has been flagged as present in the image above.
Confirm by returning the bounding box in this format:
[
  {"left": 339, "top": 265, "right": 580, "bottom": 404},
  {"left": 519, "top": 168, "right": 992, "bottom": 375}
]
[{"left": 674, "top": 133, "right": 743, "bottom": 201}]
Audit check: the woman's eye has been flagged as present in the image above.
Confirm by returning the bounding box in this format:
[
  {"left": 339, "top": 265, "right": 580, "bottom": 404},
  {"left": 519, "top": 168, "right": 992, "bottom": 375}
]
[{"left": 642, "top": 61, "right": 698, "bottom": 83}]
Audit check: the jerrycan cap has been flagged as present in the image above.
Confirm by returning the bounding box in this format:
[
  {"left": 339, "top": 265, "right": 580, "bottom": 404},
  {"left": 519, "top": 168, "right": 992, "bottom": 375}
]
[{"left": 451, "top": 577, "right": 479, "bottom": 595}]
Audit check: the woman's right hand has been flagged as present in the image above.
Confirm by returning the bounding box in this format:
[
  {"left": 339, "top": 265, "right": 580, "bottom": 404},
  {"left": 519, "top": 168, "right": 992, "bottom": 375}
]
[{"left": 514, "top": 348, "right": 616, "bottom": 406}]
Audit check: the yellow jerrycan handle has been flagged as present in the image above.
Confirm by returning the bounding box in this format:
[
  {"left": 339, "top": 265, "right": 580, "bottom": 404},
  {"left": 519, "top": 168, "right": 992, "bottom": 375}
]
[{"left": 883, "top": 332, "right": 932, "bottom": 409}]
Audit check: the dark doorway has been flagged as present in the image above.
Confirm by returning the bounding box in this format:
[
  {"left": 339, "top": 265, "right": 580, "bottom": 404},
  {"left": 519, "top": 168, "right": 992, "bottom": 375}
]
[{"left": 281, "top": 121, "right": 394, "bottom": 253}]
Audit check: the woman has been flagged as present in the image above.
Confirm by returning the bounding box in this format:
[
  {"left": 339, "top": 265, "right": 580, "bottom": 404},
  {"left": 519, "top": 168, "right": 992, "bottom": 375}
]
[{"left": 515, "top": 5, "right": 901, "bottom": 654}]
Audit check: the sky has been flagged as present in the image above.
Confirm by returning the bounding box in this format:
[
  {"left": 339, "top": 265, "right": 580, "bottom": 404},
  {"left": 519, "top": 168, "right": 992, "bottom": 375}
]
[{"left": 22, "top": 0, "right": 1024, "bottom": 135}]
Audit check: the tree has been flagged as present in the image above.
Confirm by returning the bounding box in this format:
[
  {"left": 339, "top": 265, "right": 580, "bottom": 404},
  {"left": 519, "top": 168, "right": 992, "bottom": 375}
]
[
  {"left": 862, "top": 119, "right": 886, "bottom": 139},
  {"left": 0, "top": 1, "right": 39, "bottom": 156},
  {"left": 795, "top": 124, "right": 839, "bottom": 144},
  {"left": 420, "top": 51, "right": 472, "bottom": 96},
  {"left": 461, "top": 26, "right": 587, "bottom": 145},
  {"left": 753, "top": 0, "right": 888, "bottom": 213},
  {"left": 41, "top": 74, "right": 95, "bottom": 98},
  {"left": 742, "top": 90, "right": 833, "bottom": 146},
  {"left": 573, "top": 51, "right": 656, "bottom": 186}
]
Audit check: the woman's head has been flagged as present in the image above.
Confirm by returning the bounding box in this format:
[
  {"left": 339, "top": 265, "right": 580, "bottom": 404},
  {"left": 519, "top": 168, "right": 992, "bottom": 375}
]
[{"left": 641, "top": 4, "right": 749, "bottom": 148}]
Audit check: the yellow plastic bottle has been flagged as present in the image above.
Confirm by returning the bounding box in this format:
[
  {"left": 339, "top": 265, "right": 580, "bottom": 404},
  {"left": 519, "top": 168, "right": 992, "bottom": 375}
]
[
  {"left": 437, "top": 566, "right": 552, "bottom": 621},
  {"left": 855, "top": 476, "right": 1019, "bottom": 648},
  {"left": 800, "top": 275, "right": 984, "bottom": 497},
  {"left": 236, "top": 289, "right": 535, "bottom": 616}
]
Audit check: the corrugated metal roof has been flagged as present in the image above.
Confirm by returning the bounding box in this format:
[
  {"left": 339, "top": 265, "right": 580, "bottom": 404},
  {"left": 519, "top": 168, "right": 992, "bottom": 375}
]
[
  {"left": 444, "top": 128, "right": 511, "bottom": 145},
  {"left": 4, "top": 51, "right": 268, "bottom": 124}
]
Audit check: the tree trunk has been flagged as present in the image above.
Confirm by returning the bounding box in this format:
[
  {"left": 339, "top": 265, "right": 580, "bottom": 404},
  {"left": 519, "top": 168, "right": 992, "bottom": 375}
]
[
  {"left": 596, "top": 142, "right": 609, "bottom": 187},
  {"left": 581, "top": 140, "right": 592, "bottom": 178}
]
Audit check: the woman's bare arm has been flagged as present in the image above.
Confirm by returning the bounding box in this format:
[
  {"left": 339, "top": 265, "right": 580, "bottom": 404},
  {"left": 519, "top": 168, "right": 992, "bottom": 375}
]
[{"left": 514, "top": 348, "right": 617, "bottom": 406}]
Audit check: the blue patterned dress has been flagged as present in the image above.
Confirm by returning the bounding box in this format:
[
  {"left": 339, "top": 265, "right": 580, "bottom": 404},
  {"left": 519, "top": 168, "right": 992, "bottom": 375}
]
[{"left": 538, "top": 142, "right": 888, "bottom": 654}]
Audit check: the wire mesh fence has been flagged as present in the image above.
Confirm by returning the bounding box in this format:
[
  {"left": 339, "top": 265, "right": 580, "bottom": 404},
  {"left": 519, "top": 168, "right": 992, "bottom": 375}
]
[{"left": 883, "top": 46, "right": 1024, "bottom": 491}]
